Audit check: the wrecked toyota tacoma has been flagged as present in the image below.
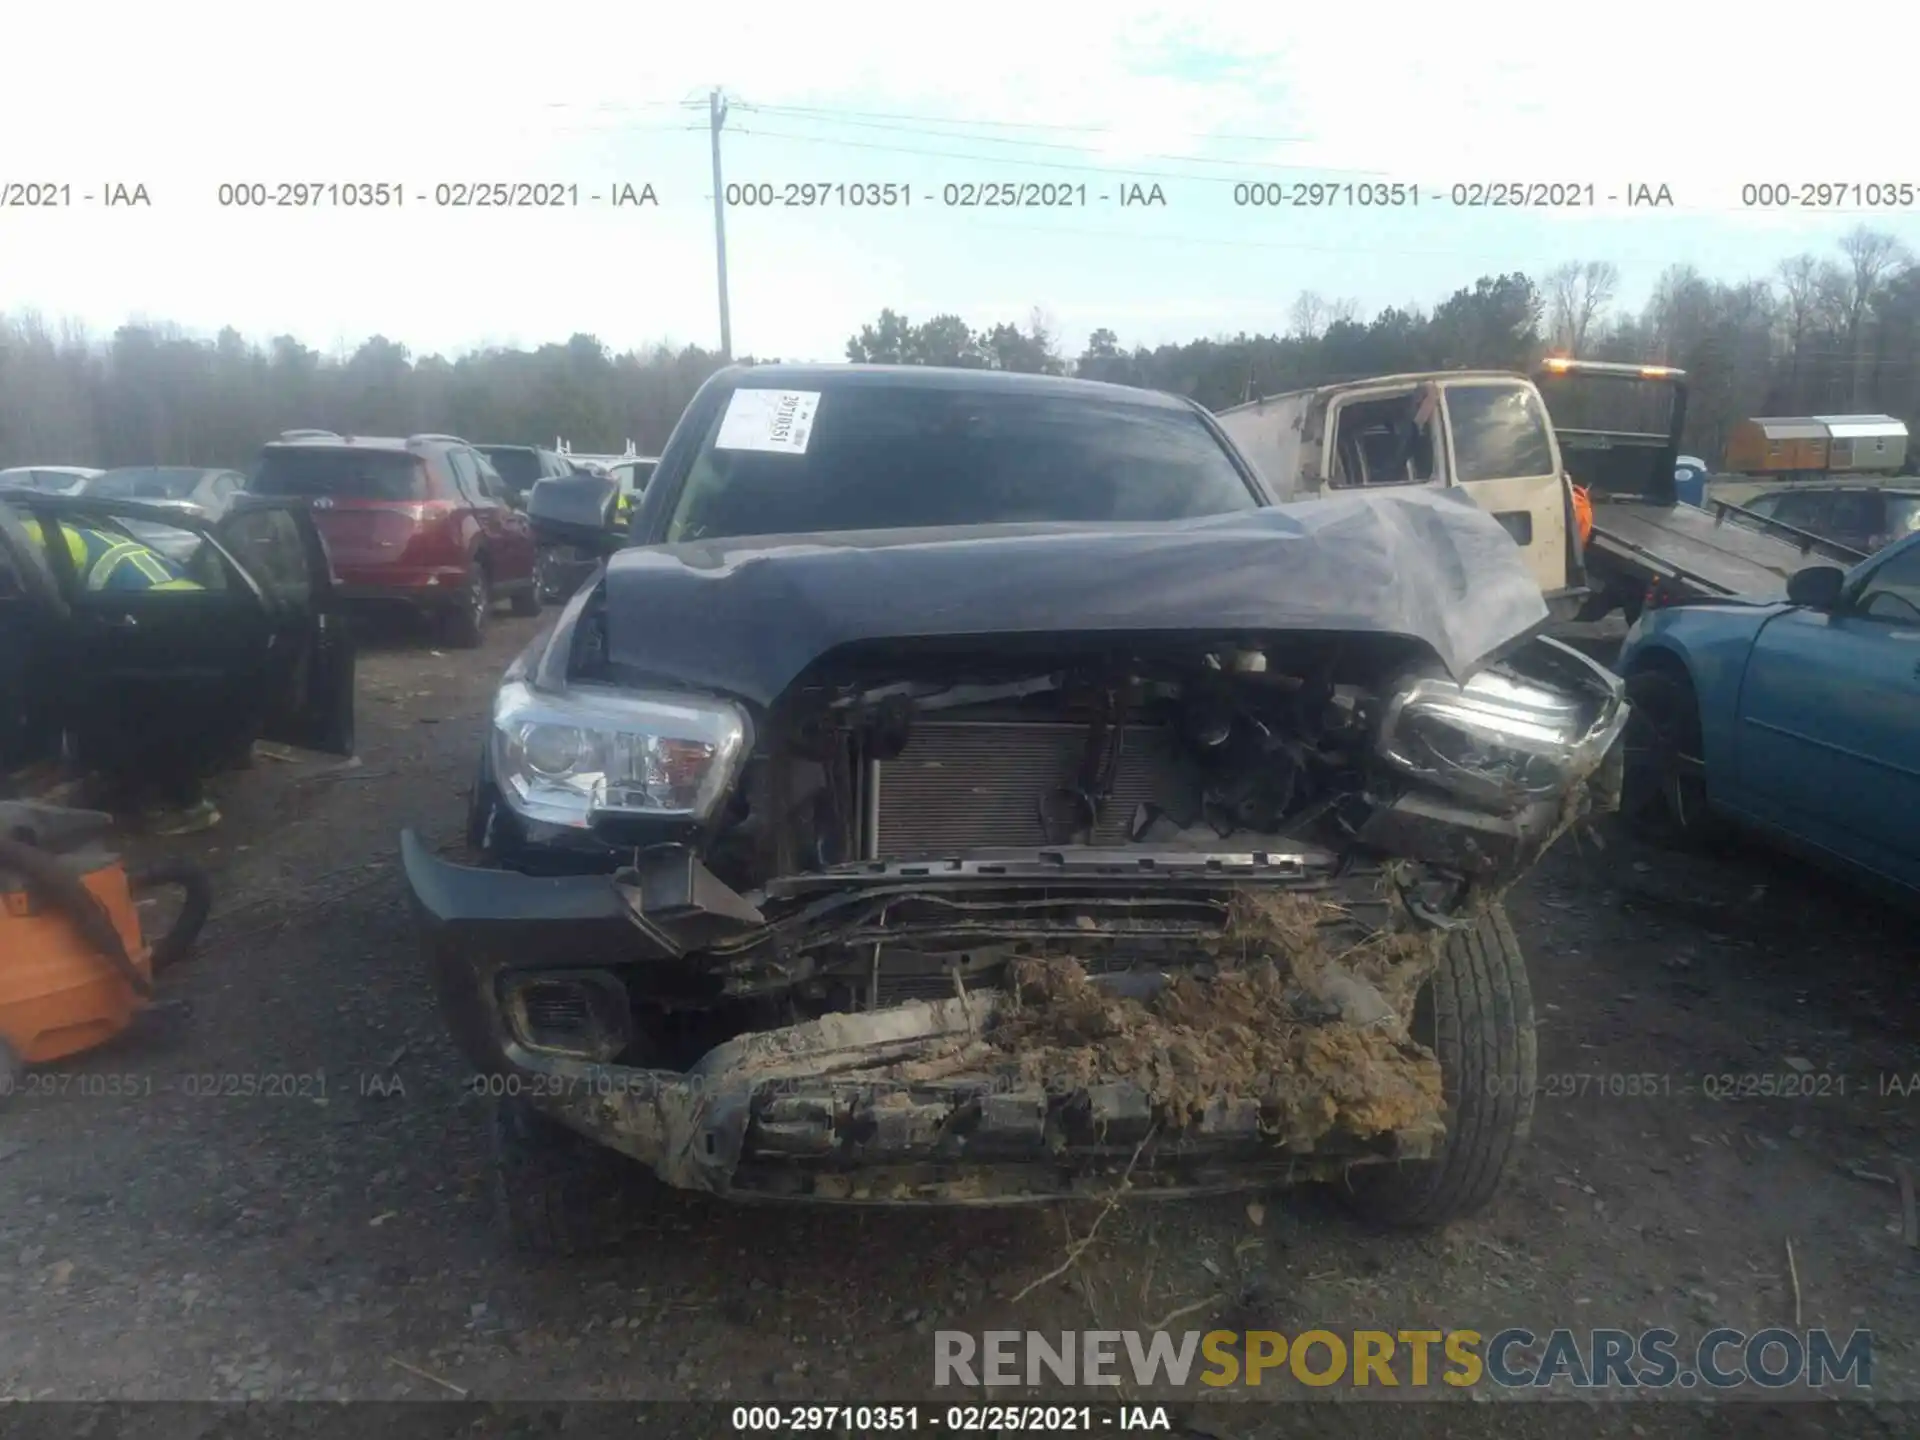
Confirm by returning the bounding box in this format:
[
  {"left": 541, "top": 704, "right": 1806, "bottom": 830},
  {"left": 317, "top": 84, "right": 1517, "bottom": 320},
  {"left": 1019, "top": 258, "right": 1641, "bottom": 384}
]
[{"left": 400, "top": 365, "right": 1628, "bottom": 1255}]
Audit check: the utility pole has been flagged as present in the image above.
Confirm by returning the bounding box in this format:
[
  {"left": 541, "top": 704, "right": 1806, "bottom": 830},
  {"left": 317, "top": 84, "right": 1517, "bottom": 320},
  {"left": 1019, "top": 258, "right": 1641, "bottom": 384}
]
[{"left": 708, "top": 87, "right": 733, "bottom": 361}]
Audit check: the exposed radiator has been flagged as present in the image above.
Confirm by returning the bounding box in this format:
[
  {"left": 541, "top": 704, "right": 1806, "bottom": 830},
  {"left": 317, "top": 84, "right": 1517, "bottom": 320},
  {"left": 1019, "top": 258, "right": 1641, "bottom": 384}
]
[{"left": 866, "top": 721, "right": 1198, "bottom": 858}]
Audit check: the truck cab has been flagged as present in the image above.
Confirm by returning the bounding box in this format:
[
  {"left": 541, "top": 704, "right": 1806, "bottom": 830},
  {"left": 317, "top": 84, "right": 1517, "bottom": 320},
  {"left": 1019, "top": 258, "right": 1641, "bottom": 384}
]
[{"left": 1214, "top": 372, "right": 1582, "bottom": 598}]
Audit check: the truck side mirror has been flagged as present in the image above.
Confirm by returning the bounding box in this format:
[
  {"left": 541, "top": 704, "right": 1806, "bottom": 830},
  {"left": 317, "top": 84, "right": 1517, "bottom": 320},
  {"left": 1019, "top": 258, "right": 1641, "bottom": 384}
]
[
  {"left": 1785, "top": 565, "right": 1845, "bottom": 610},
  {"left": 527, "top": 472, "right": 622, "bottom": 556}
]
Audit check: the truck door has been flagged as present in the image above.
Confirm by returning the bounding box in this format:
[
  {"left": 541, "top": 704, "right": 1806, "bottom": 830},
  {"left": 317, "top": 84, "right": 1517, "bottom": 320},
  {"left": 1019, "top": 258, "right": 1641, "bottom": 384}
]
[{"left": 1439, "top": 380, "right": 1570, "bottom": 595}]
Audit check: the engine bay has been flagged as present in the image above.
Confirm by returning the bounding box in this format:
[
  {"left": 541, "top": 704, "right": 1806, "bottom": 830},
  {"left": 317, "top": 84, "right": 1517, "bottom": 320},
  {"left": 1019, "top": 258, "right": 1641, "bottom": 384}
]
[{"left": 680, "top": 631, "right": 1618, "bottom": 902}]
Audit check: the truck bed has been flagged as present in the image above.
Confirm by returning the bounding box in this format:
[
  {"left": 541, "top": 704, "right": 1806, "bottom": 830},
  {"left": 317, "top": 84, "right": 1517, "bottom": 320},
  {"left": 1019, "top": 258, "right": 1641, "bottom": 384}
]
[{"left": 1588, "top": 498, "right": 1865, "bottom": 600}]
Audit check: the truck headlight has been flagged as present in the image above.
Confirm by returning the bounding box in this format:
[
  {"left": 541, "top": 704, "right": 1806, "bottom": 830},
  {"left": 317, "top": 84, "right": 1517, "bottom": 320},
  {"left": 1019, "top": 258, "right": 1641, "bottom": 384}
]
[
  {"left": 1375, "top": 667, "right": 1623, "bottom": 810},
  {"left": 490, "top": 679, "right": 750, "bottom": 828}
]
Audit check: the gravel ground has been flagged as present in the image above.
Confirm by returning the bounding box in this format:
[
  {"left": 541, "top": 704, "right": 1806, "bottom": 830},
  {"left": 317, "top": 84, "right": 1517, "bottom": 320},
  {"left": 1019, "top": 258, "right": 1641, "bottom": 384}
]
[{"left": 2, "top": 611, "right": 1916, "bottom": 1436}]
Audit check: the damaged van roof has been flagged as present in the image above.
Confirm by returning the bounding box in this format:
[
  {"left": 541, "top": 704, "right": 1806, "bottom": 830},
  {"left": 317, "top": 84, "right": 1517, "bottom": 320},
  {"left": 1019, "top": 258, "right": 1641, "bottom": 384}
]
[{"left": 595, "top": 486, "right": 1550, "bottom": 704}]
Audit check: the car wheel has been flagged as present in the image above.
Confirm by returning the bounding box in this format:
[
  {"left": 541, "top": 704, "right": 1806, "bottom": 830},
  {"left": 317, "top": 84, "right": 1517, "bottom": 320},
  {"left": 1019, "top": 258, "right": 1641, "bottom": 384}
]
[
  {"left": 443, "top": 563, "right": 490, "bottom": 649},
  {"left": 508, "top": 581, "right": 541, "bottom": 618},
  {"left": 1341, "top": 904, "right": 1536, "bottom": 1228},
  {"left": 490, "top": 1094, "right": 654, "bottom": 1256},
  {"left": 1621, "top": 668, "right": 1719, "bottom": 847}
]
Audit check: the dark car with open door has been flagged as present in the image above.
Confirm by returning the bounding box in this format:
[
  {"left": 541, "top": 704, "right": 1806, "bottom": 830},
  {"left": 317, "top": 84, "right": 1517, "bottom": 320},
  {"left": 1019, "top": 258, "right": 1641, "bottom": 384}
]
[{"left": 0, "top": 491, "right": 356, "bottom": 786}]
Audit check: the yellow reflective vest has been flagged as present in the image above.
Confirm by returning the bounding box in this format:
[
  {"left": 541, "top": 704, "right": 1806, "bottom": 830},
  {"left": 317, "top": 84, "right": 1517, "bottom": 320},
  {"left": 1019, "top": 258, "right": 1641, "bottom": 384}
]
[{"left": 21, "top": 517, "right": 203, "bottom": 591}]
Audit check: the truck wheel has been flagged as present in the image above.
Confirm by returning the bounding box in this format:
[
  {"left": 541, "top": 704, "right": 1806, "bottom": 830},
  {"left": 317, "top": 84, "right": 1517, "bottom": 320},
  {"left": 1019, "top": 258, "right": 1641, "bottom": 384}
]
[
  {"left": 1341, "top": 904, "right": 1536, "bottom": 1228},
  {"left": 491, "top": 1095, "right": 653, "bottom": 1256},
  {"left": 443, "top": 563, "right": 490, "bottom": 649},
  {"left": 1621, "top": 668, "right": 1720, "bottom": 848}
]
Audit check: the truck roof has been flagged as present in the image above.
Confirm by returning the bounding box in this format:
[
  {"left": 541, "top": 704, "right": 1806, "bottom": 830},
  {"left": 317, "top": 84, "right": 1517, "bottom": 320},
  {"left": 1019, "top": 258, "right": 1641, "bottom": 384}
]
[{"left": 709, "top": 362, "right": 1196, "bottom": 411}]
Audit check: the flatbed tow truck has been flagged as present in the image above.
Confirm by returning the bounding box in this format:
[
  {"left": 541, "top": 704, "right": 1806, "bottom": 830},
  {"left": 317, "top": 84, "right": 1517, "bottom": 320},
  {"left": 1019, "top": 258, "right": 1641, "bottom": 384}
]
[{"left": 1537, "top": 358, "right": 1868, "bottom": 621}]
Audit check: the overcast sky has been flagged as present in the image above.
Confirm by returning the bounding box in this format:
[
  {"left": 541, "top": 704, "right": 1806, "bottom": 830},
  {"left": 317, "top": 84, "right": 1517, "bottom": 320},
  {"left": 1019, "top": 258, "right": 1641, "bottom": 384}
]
[{"left": 4, "top": 2, "right": 1918, "bottom": 362}]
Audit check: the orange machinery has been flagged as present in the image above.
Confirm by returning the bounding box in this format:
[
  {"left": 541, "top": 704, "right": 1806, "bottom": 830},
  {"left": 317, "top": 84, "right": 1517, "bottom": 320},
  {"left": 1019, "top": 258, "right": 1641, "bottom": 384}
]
[{"left": 0, "top": 802, "right": 208, "bottom": 1092}]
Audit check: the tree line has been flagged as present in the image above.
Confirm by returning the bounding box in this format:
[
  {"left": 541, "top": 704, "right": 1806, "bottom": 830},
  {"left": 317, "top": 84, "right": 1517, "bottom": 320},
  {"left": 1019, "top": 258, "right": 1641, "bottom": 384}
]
[{"left": 2, "top": 227, "right": 1913, "bottom": 472}]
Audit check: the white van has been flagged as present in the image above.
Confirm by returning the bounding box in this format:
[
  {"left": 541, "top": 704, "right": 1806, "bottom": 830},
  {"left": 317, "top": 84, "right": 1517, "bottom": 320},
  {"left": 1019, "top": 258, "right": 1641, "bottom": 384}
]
[{"left": 1214, "top": 371, "right": 1580, "bottom": 598}]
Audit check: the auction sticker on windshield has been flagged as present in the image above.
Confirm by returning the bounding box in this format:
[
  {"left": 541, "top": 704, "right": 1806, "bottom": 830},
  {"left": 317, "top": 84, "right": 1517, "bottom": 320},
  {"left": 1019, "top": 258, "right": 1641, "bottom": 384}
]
[{"left": 716, "top": 389, "right": 821, "bottom": 455}]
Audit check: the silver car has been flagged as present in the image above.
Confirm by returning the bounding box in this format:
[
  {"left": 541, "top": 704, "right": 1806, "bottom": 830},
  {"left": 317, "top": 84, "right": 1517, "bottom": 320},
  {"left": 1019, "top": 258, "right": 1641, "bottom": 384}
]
[
  {"left": 0, "top": 466, "right": 102, "bottom": 495},
  {"left": 81, "top": 467, "right": 250, "bottom": 563}
]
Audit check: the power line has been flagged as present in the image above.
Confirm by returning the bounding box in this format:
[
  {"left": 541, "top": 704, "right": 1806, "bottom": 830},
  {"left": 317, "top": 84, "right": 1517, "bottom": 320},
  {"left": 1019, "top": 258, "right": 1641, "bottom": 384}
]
[
  {"left": 528, "top": 102, "right": 1920, "bottom": 218},
  {"left": 729, "top": 100, "right": 1313, "bottom": 146},
  {"left": 547, "top": 118, "right": 1920, "bottom": 217},
  {"left": 734, "top": 103, "right": 1312, "bottom": 169},
  {"left": 728, "top": 122, "right": 1388, "bottom": 184}
]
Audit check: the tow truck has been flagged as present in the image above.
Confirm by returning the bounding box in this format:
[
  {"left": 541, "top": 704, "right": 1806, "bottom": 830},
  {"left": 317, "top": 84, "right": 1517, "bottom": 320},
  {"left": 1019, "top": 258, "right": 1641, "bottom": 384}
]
[{"left": 1536, "top": 358, "right": 1868, "bottom": 621}]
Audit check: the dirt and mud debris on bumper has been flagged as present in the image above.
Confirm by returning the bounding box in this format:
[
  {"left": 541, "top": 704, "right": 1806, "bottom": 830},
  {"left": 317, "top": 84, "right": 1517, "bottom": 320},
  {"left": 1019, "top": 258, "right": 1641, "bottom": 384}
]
[{"left": 401, "top": 832, "right": 1449, "bottom": 1201}]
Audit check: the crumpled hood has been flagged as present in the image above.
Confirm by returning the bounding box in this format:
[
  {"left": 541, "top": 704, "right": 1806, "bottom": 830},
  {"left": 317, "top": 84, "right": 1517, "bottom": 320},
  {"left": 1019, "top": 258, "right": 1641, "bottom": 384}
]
[{"left": 598, "top": 486, "right": 1548, "bottom": 706}]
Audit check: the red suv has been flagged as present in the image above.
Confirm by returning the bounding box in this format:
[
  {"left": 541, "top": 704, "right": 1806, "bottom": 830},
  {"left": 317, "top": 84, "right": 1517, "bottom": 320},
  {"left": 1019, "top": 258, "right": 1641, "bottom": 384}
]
[{"left": 249, "top": 432, "right": 538, "bottom": 646}]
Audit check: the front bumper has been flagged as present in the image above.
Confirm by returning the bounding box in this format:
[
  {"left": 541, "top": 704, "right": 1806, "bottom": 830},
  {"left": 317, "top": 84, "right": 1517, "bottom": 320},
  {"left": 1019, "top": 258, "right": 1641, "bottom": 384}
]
[{"left": 401, "top": 831, "right": 1439, "bottom": 1203}]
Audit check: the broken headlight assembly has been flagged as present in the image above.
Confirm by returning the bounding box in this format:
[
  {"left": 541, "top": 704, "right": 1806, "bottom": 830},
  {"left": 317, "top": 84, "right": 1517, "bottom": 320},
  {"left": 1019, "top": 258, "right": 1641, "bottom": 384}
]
[
  {"left": 1374, "top": 666, "right": 1624, "bottom": 811},
  {"left": 490, "top": 679, "right": 750, "bottom": 829}
]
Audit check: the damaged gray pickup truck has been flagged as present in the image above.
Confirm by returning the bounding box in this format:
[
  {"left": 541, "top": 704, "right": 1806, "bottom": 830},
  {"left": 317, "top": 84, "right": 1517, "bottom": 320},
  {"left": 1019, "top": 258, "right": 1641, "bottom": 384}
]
[{"left": 400, "top": 365, "right": 1629, "bottom": 1255}]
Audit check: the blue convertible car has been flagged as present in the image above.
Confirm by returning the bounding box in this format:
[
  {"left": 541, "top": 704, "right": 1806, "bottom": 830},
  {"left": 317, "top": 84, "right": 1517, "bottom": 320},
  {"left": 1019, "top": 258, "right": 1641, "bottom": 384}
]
[{"left": 1614, "top": 529, "right": 1920, "bottom": 902}]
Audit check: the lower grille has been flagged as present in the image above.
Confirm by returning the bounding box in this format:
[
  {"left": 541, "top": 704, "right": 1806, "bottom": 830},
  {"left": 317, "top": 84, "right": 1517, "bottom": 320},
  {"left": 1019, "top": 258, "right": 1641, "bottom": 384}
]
[
  {"left": 867, "top": 721, "right": 1198, "bottom": 858},
  {"left": 871, "top": 949, "right": 1164, "bottom": 1007},
  {"left": 500, "top": 974, "right": 632, "bottom": 1062},
  {"left": 522, "top": 983, "right": 591, "bottom": 1040}
]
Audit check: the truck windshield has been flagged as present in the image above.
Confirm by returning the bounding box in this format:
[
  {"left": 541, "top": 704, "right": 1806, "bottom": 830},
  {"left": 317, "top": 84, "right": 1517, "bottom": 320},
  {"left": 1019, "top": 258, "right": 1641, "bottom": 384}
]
[{"left": 666, "top": 384, "right": 1259, "bottom": 542}]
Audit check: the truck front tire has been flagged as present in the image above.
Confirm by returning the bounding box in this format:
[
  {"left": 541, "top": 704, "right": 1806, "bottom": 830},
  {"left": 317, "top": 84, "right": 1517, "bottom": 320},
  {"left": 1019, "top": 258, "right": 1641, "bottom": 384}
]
[{"left": 1340, "top": 903, "right": 1537, "bottom": 1228}]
